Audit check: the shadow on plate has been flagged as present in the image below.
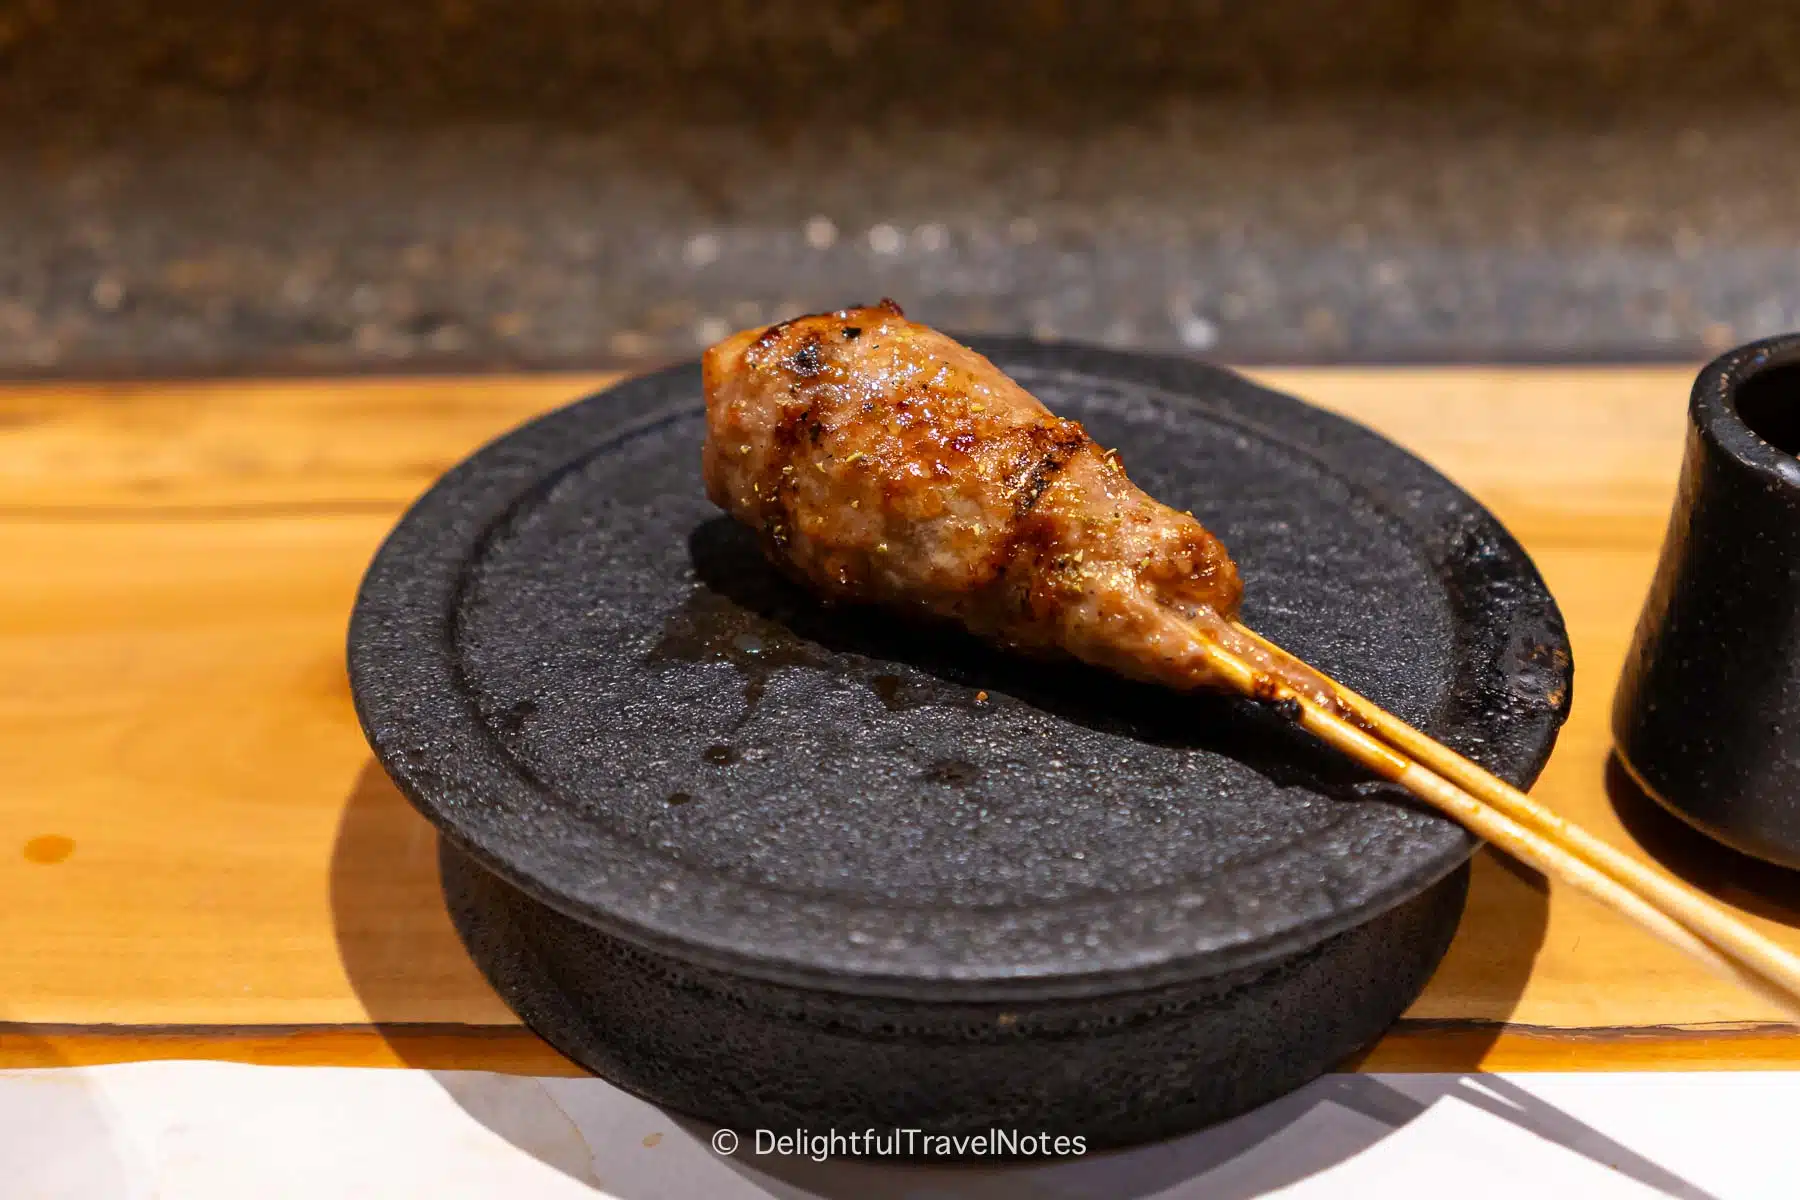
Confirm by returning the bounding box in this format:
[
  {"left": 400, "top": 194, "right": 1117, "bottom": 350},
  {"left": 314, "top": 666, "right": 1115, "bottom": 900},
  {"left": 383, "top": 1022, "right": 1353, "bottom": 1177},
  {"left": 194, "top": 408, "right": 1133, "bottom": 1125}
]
[
  {"left": 329, "top": 523, "right": 1713, "bottom": 1196},
  {"left": 667, "top": 516, "right": 1368, "bottom": 792},
  {"left": 1607, "top": 753, "right": 1800, "bottom": 926}
]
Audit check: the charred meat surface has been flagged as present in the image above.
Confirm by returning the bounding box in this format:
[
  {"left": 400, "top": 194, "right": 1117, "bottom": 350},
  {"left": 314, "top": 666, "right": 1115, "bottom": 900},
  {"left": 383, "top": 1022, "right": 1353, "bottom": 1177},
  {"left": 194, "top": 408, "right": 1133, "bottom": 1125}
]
[{"left": 703, "top": 302, "right": 1308, "bottom": 697}]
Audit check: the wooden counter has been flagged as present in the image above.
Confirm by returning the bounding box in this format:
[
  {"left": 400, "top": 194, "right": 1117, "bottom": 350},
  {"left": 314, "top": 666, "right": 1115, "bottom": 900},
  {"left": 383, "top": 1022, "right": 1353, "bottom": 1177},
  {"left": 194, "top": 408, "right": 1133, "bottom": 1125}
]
[{"left": 6, "top": 367, "right": 1799, "bottom": 1075}]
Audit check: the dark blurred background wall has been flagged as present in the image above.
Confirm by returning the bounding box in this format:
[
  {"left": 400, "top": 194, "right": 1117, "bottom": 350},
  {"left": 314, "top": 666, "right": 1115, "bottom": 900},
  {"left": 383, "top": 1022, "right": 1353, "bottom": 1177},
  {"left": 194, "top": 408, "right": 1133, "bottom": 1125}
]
[{"left": 2, "top": 0, "right": 1797, "bottom": 374}]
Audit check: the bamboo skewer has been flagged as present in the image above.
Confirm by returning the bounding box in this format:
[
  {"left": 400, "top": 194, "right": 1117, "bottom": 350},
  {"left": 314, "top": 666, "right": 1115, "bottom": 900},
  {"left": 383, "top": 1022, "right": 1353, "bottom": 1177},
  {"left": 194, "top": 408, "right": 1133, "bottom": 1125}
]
[
  {"left": 1196, "top": 632, "right": 1800, "bottom": 1021},
  {"left": 1229, "top": 620, "right": 1800, "bottom": 1006},
  {"left": 1231, "top": 621, "right": 1800, "bottom": 999}
]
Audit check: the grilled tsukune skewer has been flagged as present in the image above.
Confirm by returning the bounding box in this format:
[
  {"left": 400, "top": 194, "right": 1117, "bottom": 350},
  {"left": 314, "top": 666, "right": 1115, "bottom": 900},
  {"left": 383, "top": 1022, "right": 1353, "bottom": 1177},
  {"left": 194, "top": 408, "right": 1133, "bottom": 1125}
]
[{"left": 701, "top": 299, "right": 1333, "bottom": 707}]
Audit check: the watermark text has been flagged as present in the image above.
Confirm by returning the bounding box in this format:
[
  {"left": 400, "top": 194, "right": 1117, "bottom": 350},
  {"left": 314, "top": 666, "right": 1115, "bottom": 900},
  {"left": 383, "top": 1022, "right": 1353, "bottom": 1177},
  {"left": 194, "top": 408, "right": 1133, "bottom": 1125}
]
[{"left": 710, "top": 1126, "right": 1086, "bottom": 1162}]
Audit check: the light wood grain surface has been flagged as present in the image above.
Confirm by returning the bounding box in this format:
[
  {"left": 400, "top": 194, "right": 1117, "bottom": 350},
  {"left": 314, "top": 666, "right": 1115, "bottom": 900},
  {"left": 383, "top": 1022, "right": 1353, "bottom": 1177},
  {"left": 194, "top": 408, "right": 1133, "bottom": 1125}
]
[{"left": 5, "top": 366, "right": 1799, "bottom": 1073}]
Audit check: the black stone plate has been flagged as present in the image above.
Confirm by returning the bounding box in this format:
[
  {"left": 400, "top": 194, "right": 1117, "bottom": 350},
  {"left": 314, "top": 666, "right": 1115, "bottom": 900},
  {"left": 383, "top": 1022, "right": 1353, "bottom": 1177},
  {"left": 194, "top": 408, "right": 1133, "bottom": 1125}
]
[{"left": 348, "top": 338, "right": 1572, "bottom": 1149}]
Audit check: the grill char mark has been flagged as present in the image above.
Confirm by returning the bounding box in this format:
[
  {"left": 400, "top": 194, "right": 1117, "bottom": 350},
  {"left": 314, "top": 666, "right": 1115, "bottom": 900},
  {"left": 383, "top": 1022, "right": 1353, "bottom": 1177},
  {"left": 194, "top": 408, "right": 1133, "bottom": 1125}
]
[
  {"left": 1011, "top": 423, "right": 1089, "bottom": 521},
  {"left": 961, "top": 420, "right": 1093, "bottom": 604},
  {"left": 759, "top": 330, "right": 841, "bottom": 556}
]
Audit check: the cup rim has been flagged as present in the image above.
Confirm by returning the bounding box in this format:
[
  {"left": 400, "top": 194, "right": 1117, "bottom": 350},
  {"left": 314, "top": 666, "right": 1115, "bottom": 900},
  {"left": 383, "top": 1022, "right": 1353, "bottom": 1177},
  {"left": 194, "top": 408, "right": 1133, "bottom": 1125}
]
[{"left": 1694, "top": 333, "right": 1800, "bottom": 488}]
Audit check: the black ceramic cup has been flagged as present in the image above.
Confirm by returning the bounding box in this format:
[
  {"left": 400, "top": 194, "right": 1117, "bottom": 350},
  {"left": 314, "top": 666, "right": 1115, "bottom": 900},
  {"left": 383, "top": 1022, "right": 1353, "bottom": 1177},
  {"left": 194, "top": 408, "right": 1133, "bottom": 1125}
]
[{"left": 1614, "top": 333, "right": 1800, "bottom": 868}]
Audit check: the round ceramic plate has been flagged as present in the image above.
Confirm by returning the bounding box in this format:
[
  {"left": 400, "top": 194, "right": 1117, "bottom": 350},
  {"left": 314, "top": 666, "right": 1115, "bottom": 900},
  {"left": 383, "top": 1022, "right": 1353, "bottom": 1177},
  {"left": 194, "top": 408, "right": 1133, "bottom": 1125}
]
[{"left": 348, "top": 338, "right": 1572, "bottom": 1002}]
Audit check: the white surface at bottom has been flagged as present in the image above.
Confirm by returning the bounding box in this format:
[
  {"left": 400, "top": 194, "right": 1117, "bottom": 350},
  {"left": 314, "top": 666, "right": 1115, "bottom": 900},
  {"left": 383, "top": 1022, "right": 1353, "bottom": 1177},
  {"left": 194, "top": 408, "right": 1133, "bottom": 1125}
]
[{"left": 3, "top": 1061, "right": 1792, "bottom": 1199}]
